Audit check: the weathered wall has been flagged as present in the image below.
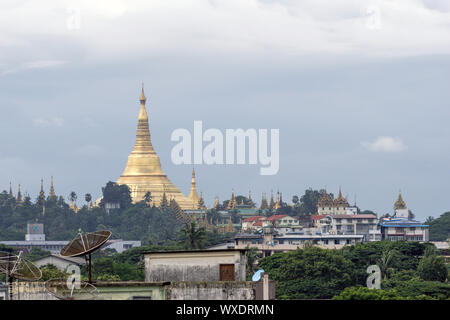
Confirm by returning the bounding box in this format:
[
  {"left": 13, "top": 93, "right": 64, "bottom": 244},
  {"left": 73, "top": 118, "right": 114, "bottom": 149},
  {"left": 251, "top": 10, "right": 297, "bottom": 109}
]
[
  {"left": 9, "top": 281, "right": 257, "bottom": 300},
  {"left": 12, "top": 282, "right": 58, "bottom": 300},
  {"left": 145, "top": 250, "right": 247, "bottom": 282},
  {"left": 166, "top": 282, "right": 256, "bottom": 300}
]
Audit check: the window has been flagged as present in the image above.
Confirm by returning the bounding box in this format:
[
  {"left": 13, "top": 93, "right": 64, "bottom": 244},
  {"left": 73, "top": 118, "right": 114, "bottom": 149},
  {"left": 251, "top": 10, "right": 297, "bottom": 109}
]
[
  {"left": 324, "top": 240, "right": 328, "bottom": 244},
  {"left": 346, "top": 239, "right": 351, "bottom": 244},
  {"left": 334, "top": 239, "right": 340, "bottom": 245}
]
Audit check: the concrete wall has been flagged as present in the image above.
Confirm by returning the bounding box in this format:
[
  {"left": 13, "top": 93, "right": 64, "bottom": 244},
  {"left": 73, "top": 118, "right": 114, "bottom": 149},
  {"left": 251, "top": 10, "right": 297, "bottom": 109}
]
[
  {"left": 9, "top": 281, "right": 256, "bottom": 300},
  {"left": 12, "top": 282, "right": 58, "bottom": 300},
  {"left": 166, "top": 282, "right": 255, "bottom": 300},
  {"left": 145, "top": 250, "right": 247, "bottom": 282}
]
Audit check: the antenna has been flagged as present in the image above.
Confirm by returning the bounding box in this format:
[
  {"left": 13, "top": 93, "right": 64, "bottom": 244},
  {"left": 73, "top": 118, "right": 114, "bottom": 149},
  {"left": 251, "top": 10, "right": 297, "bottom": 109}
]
[{"left": 60, "top": 230, "right": 111, "bottom": 284}]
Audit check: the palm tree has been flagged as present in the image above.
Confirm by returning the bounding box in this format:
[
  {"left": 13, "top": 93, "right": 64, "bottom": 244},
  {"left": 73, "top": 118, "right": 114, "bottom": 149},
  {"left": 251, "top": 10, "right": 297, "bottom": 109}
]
[
  {"left": 377, "top": 248, "right": 397, "bottom": 280},
  {"left": 69, "top": 191, "right": 77, "bottom": 204},
  {"left": 85, "top": 193, "right": 92, "bottom": 205},
  {"left": 180, "top": 221, "right": 206, "bottom": 249}
]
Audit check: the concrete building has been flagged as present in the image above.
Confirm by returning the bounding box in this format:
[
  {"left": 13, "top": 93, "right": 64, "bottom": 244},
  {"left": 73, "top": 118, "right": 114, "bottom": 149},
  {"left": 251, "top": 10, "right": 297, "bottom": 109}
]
[
  {"left": 312, "top": 214, "right": 380, "bottom": 242},
  {"left": 235, "top": 232, "right": 363, "bottom": 256},
  {"left": 379, "top": 192, "right": 429, "bottom": 242},
  {"left": 0, "top": 223, "right": 141, "bottom": 254},
  {"left": 380, "top": 218, "right": 429, "bottom": 242},
  {"left": 143, "top": 249, "right": 247, "bottom": 282},
  {"left": 33, "top": 254, "right": 86, "bottom": 271}
]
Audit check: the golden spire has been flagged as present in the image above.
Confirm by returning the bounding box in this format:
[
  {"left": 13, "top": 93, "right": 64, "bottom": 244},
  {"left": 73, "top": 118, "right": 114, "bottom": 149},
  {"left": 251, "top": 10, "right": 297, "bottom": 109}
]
[
  {"left": 334, "top": 187, "right": 349, "bottom": 207},
  {"left": 213, "top": 196, "right": 219, "bottom": 209},
  {"left": 9, "top": 182, "right": 13, "bottom": 198},
  {"left": 17, "top": 184, "right": 22, "bottom": 203},
  {"left": 227, "top": 189, "right": 236, "bottom": 210},
  {"left": 226, "top": 215, "right": 234, "bottom": 233},
  {"left": 260, "top": 192, "right": 268, "bottom": 210},
  {"left": 274, "top": 190, "right": 281, "bottom": 210},
  {"left": 49, "top": 176, "right": 56, "bottom": 198},
  {"left": 188, "top": 167, "right": 200, "bottom": 207},
  {"left": 269, "top": 190, "right": 275, "bottom": 209},
  {"left": 39, "top": 178, "right": 45, "bottom": 200},
  {"left": 140, "top": 83, "right": 146, "bottom": 104},
  {"left": 394, "top": 190, "right": 406, "bottom": 210}
]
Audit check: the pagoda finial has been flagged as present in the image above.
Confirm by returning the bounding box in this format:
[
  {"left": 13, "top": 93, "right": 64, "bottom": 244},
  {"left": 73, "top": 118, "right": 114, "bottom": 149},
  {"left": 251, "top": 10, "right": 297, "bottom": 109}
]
[
  {"left": 140, "top": 82, "right": 146, "bottom": 105},
  {"left": 9, "top": 182, "right": 13, "bottom": 198},
  {"left": 49, "top": 176, "right": 56, "bottom": 198}
]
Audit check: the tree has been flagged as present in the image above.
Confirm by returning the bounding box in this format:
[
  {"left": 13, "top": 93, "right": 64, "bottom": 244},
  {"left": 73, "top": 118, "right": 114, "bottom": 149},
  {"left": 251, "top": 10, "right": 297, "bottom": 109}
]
[
  {"left": 40, "top": 264, "right": 69, "bottom": 281},
  {"left": 296, "top": 188, "right": 333, "bottom": 215},
  {"left": 333, "top": 286, "right": 403, "bottom": 300},
  {"left": 85, "top": 193, "right": 92, "bottom": 205},
  {"left": 377, "top": 248, "right": 398, "bottom": 280},
  {"left": 417, "top": 248, "right": 448, "bottom": 282},
  {"left": 245, "top": 246, "right": 262, "bottom": 280},
  {"left": 144, "top": 191, "right": 152, "bottom": 206},
  {"left": 427, "top": 212, "right": 450, "bottom": 241},
  {"left": 258, "top": 247, "right": 357, "bottom": 299},
  {"left": 179, "top": 221, "right": 206, "bottom": 250},
  {"left": 69, "top": 191, "right": 77, "bottom": 204}
]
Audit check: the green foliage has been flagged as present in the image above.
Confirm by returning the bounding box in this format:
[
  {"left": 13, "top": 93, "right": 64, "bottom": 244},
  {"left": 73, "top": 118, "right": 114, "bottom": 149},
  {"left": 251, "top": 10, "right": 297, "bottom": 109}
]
[
  {"left": 245, "top": 246, "right": 262, "bottom": 280},
  {"left": 417, "top": 252, "right": 448, "bottom": 282},
  {"left": 179, "top": 222, "right": 207, "bottom": 249},
  {"left": 333, "top": 286, "right": 404, "bottom": 300},
  {"left": 40, "top": 264, "right": 69, "bottom": 281},
  {"left": 292, "top": 188, "right": 333, "bottom": 215},
  {"left": 427, "top": 212, "right": 450, "bottom": 241},
  {"left": 258, "top": 247, "right": 357, "bottom": 299},
  {"left": 383, "top": 274, "right": 450, "bottom": 300}
]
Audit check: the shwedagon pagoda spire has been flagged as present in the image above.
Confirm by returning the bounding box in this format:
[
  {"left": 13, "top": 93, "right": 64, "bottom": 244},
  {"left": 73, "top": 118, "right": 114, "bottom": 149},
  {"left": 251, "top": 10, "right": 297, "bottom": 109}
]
[{"left": 116, "top": 85, "right": 197, "bottom": 210}]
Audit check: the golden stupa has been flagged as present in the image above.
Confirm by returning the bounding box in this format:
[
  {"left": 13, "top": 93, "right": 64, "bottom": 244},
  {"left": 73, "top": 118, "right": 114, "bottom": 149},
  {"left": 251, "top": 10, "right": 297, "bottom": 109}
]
[{"left": 116, "top": 86, "right": 198, "bottom": 210}]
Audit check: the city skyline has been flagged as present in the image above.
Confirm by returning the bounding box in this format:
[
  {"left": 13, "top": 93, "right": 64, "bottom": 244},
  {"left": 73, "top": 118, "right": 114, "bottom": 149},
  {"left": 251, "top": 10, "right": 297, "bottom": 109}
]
[{"left": 1, "top": 1, "right": 450, "bottom": 220}]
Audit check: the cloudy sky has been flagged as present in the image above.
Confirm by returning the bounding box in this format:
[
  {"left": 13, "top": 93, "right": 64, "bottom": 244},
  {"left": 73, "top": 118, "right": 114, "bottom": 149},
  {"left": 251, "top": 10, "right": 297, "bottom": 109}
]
[{"left": 1, "top": 0, "right": 450, "bottom": 220}]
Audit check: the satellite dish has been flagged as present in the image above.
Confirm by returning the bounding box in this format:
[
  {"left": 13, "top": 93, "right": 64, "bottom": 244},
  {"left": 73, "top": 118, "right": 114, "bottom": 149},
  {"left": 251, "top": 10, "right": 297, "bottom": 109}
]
[
  {"left": 0, "top": 251, "right": 42, "bottom": 281},
  {"left": 60, "top": 230, "right": 111, "bottom": 284},
  {"left": 45, "top": 278, "right": 99, "bottom": 300},
  {"left": 61, "top": 230, "right": 111, "bottom": 257},
  {"left": 0, "top": 251, "right": 42, "bottom": 300},
  {"left": 251, "top": 269, "right": 264, "bottom": 282}
]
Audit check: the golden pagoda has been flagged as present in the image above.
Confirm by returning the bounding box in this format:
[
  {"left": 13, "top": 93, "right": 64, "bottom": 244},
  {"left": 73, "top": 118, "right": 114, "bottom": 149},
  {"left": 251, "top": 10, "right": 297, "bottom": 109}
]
[
  {"left": 187, "top": 168, "right": 200, "bottom": 208},
  {"left": 394, "top": 191, "right": 406, "bottom": 210},
  {"left": 48, "top": 176, "right": 56, "bottom": 199},
  {"left": 213, "top": 196, "right": 219, "bottom": 209},
  {"left": 226, "top": 189, "right": 237, "bottom": 210},
  {"left": 116, "top": 85, "right": 197, "bottom": 210},
  {"left": 274, "top": 190, "right": 282, "bottom": 210},
  {"left": 333, "top": 187, "right": 349, "bottom": 208}
]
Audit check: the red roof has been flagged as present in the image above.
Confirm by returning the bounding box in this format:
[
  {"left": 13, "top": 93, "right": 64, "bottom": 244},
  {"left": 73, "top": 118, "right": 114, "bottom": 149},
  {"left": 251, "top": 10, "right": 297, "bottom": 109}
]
[
  {"left": 243, "top": 216, "right": 265, "bottom": 222},
  {"left": 265, "top": 214, "right": 287, "bottom": 221},
  {"left": 312, "top": 214, "right": 327, "bottom": 221}
]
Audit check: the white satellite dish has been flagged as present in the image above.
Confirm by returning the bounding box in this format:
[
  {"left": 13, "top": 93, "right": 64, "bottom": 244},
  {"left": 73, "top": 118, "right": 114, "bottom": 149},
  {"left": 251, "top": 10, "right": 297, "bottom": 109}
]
[{"left": 251, "top": 269, "right": 265, "bottom": 282}]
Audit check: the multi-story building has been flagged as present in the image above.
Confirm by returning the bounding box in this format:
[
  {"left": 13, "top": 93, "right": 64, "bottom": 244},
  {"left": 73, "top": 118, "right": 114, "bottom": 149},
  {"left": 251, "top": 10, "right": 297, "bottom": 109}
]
[
  {"left": 312, "top": 214, "right": 380, "bottom": 241},
  {"left": 379, "top": 192, "right": 429, "bottom": 242},
  {"left": 234, "top": 232, "right": 363, "bottom": 257}
]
